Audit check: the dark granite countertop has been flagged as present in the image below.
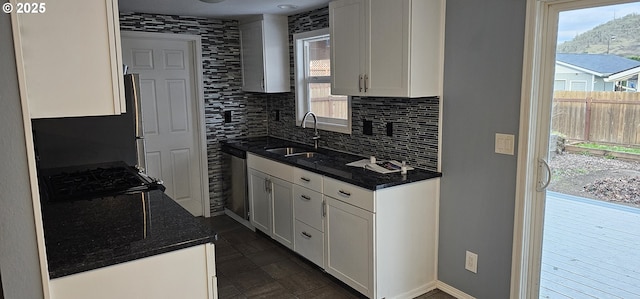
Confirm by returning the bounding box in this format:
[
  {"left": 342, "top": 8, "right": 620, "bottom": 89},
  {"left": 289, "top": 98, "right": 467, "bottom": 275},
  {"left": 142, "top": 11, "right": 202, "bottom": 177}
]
[
  {"left": 41, "top": 190, "right": 216, "bottom": 279},
  {"left": 221, "top": 136, "right": 441, "bottom": 190}
]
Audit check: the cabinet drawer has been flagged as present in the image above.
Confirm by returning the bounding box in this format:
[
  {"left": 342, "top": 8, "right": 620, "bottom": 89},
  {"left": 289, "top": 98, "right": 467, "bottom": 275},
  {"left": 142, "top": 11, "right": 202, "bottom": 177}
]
[
  {"left": 294, "top": 220, "right": 324, "bottom": 268},
  {"left": 247, "top": 154, "right": 293, "bottom": 181},
  {"left": 293, "top": 185, "right": 324, "bottom": 231},
  {"left": 292, "top": 168, "right": 323, "bottom": 192},
  {"left": 323, "top": 177, "right": 374, "bottom": 212}
]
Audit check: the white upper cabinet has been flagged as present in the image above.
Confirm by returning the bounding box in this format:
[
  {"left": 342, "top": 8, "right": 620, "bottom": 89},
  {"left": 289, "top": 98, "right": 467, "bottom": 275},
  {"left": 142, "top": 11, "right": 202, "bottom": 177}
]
[
  {"left": 330, "top": 0, "right": 445, "bottom": 98},
  {"left": 10, "top": 0, "right": 126, "bottom": 118},
  {"left": 239, "top": 15, "right": 291, "bottom": 93}
]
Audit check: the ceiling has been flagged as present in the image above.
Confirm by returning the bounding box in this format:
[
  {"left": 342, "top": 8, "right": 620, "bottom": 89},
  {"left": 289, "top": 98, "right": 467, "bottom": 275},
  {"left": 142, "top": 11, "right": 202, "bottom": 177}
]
[{"left": 118, "top": 0, "right": 332, "bottom": 19}]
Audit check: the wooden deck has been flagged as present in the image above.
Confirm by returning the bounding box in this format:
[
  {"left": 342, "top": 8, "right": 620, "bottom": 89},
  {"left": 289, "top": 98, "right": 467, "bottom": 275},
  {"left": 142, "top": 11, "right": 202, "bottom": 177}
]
[{"left": 540, "top": 191, "right": 640, "bottom": 299}]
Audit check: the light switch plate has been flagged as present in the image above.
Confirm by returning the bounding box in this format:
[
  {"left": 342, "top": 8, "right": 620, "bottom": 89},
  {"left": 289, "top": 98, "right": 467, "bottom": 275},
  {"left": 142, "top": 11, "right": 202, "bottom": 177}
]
[
  {"left": 465, "top": 251, "right": 478, "bottom": 273},
  {"left": 495, "top": 133, "right": 515, "bottom": 155}
]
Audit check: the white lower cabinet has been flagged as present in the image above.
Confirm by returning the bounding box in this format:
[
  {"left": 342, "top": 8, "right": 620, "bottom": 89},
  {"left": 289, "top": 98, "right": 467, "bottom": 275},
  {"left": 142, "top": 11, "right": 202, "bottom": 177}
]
[
  {"left": 323, "top": 176, "right": 439, "bottom": 299},
  {"left": 247, "top": 154, "right": 294, "bottom": 249},
  {"left": 248, "top": 168, "right": 272, "bottom": 234},
  {"left": 49, "top": 243, "right": 217, "bottom": 299},
  {"left": 325, "top": 196, "right": 375, "bottom": 297},
  {"left": 247, "top": 154, "right": 439, "bottom": 299},
  {"left": 294, "top": 220, "right": 325, "bottom": 267},
  {"left": 293, "top": 186, "right": 324, "bottom": 230},
  {"left": 292, "top": 176, "right": 326, "bottom": 268},
  {"left": 271, "top": 176, "right": 294, "bottom": 248}
]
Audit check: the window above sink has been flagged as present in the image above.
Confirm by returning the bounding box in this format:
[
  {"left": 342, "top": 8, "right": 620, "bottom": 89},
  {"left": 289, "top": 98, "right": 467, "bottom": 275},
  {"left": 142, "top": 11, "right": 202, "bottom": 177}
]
[{"left": 293, "top": 28, "right": 352, "bottom": 134}]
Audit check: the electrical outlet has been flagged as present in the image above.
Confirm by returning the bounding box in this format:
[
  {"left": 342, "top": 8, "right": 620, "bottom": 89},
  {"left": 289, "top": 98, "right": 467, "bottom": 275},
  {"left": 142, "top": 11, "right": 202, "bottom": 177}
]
[
  {"left": 363, "top": 119, "right": 373, "bottom": 135},
  {"left": 224, "top": 111, "right": 232, "bottom": 123},
  {"left": 465, "top": 251, "right": 478, "bottom": 273}
]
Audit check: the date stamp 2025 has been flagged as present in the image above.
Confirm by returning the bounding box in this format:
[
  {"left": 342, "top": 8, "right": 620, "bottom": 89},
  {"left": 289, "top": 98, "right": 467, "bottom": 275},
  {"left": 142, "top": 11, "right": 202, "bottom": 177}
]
[{"left": 3, "top": 2, "right": 46, "bottom": 14}]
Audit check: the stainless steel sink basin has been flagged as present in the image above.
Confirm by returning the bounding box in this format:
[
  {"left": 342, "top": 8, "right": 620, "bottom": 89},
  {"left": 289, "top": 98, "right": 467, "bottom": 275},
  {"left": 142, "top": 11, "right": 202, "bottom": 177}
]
[
  {"left": 266, "top": 147, "right": 309, "bottom": 155},
  {"left": 265, "top": 147, "right": 323, "bottom": 158},
  {"left": 286, "top": 152, "right": 320, "bottom": 158}
]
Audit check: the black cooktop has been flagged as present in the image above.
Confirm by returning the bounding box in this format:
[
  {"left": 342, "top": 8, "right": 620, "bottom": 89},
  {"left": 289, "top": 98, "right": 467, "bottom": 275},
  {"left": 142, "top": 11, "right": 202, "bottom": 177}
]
[{"left": 41, "top": 162, "right": 156, "bottom": 202}]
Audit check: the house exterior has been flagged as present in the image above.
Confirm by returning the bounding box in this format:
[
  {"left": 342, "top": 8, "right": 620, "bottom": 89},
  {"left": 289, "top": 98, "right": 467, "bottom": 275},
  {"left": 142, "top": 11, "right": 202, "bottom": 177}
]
[{"left": 555, "top": 53, "right": 640, "bottom": 92}]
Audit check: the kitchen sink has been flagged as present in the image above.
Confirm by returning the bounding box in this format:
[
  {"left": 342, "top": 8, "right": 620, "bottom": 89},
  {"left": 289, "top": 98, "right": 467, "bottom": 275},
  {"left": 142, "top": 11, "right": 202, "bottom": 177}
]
[
  {"left": 286, "top": 152, "right": 321, "bottom": 158},
  {"left": 265, "top": 147, "right": 324, "bottom": 159},
  {"left": 266, "top": 147, "right": 309, "bottom": 155}
]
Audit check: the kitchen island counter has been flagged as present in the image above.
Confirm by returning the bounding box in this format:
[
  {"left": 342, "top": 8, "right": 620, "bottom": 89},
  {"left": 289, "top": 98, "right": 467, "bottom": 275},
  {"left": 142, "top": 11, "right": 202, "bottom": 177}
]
[
  {"left": 41, "top": 190, "right": 216, "bottom": 279},
  {"left": 221, "top": 136, "right": 441, "bottom": 190}
]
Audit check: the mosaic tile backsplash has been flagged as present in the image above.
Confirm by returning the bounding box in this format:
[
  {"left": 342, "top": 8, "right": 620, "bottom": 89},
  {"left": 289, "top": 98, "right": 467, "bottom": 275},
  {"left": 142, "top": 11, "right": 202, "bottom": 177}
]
[
  {"left": 264, "top": 7, "right": 440, "bottom": 171},
  {"left": 119, "top": 7, "right": 439, "bottom": 214}
]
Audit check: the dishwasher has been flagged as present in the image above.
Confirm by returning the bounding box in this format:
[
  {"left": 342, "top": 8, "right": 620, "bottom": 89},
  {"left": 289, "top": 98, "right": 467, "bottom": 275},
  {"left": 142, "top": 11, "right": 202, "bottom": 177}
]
[{"left": 221, "top": 144, "right": 250, "bottom": 225}]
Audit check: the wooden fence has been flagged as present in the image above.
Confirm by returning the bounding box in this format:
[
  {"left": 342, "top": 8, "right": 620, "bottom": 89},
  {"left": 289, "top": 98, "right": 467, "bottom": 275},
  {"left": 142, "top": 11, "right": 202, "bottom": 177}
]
[
  {"left": 552, "top": 91, "right": 640, "bottom": 146},
  {"left": 310, "top": 96, "right": 348, "bottom": 119},
  {"left": 309, "top": 83, "right": 348, "bottom": 119}
]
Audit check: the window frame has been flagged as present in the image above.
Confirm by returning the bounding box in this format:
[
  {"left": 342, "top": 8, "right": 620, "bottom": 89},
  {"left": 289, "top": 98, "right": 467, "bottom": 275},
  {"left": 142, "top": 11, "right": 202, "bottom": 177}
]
[{"left": 293, "top": 28, "right": 352, "bottom": 134}]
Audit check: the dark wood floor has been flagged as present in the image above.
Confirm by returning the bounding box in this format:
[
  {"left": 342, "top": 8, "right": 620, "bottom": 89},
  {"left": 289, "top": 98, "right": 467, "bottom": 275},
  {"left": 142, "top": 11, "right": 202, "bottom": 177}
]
[{"left": 199, "top": 214, "right": 455, "bottom": 299}]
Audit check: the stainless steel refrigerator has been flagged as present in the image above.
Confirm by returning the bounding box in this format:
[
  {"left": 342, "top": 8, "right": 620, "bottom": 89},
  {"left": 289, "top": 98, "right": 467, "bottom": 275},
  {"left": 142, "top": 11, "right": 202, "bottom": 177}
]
[{"left": 32, "top": 74, "right": 146, "bottom": 171}]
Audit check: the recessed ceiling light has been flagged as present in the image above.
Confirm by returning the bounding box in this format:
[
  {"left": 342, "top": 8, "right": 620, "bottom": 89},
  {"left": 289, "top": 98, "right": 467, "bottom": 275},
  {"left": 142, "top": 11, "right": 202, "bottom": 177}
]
[
  {"left": 278, "top": 4, "right": 299, "bottom": 10},
  {"left": 200, "top": 0, "right": 225, "bottom": 3}
]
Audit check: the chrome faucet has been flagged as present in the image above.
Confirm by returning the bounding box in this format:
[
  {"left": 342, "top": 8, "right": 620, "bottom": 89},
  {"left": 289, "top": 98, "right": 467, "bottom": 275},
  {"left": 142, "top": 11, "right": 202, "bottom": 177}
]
[{"left": 301, "top": 111, "right": 320, "bottom": 150}]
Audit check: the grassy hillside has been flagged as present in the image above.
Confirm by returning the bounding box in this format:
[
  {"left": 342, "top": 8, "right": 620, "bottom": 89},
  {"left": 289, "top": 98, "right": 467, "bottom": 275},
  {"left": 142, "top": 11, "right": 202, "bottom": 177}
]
[{"left": 557, "top": 13, "right": 640, "bottom": 58}]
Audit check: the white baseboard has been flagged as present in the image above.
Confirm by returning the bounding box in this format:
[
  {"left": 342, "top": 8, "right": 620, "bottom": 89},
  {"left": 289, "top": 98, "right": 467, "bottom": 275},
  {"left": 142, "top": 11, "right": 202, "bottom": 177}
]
[
  {"left": 224, "top": 208, "right": 255, "bottom": 231},
  {"left": 437, "top": 281, "right": 476, "bottom": 299},
  {"left": 391, "top": 281, "right": 437, "bottom": 299}
]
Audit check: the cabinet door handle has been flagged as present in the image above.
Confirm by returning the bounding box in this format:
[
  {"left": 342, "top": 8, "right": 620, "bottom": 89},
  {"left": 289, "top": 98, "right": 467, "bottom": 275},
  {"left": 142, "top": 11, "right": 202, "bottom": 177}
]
[
  {"left": 261, "top": 77, "right": 265, "bottom": 91},
  {"left": 301, "top": 231, "right": 312, "bottom": 238},
  {"left": 300, "top": 194, "right": 311, "bottom": 201},
  {"left": 358, "top": 75, "right": 363, "bottom": 92},
  {"left": 338, "top": 190, "right": 351, "bottom": 197},
  {"left": 322, "top": 199, "right": 326, "bottom": 217},
  {"left": 300, "top": 177, "right": 311, "bottom": 182},
  {"left": 364, "top": 74, "right": 368, "bottom": 92},
  {"left": 264, "top": 178, "right": 271, "bottom": 193}
]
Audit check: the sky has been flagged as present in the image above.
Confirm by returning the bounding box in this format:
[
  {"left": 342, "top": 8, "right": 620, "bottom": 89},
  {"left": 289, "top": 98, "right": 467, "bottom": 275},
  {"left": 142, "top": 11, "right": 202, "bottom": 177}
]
[{"left": 558, "top": 1, "right": 640, "bottom": 43}]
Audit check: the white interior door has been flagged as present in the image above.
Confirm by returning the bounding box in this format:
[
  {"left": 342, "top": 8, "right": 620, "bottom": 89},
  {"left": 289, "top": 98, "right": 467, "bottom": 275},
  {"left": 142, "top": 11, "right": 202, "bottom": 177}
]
[{"left": 121, "top": 34, "right": 204, "bottom": 216}]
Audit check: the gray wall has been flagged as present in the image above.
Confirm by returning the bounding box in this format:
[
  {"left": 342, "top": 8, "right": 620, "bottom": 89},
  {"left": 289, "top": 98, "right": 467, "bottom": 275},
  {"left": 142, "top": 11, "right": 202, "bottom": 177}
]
[
  {"left": 439, "top": 0, "right": 525, "bottom": 298},
  {"left": 0, "top": 13, "right": 45, "bottom": 299}
]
